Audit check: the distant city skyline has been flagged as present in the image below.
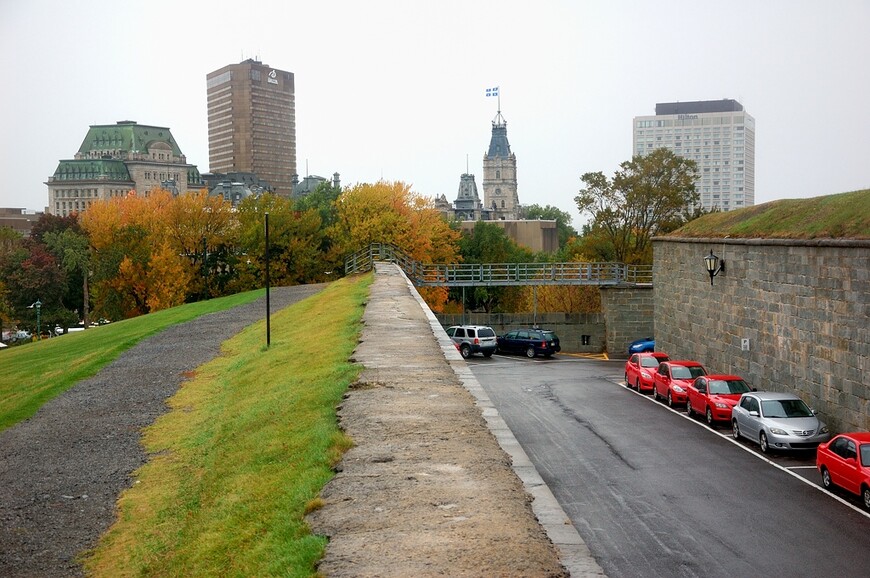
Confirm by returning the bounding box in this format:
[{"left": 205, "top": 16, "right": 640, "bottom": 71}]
[{"left": 1, "top": 1, "right": 868, "bottom": 229}]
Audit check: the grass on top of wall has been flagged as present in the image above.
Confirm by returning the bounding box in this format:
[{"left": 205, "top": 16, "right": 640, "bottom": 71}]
[
  {"left": 0, "top": 290, "right": 266, "bottom": 432},
  {"left": 82, "top": 273, "right": 370, "bottom": 577},
  {"left": 671, "top": 189, "right": 870, "bottom": 240}
]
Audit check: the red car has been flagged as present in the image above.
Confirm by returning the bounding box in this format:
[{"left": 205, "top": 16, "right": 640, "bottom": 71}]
[
  {"left": 686, "top": 374, "right": 751, "bottom": 426},
  {"left": 816, "top": 432, "right": 870, "bottom": 511},
  {"left": 624, "top": 352, "right": 669, "bottom": 393},
  {"left": 653, "top": 361, "right": 707, "bottom": 407}
]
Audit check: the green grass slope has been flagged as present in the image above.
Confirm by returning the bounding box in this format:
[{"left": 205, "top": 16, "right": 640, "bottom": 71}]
[
  {"left": 0, "top": 290, "right": 266, "bottom": 432},
  {"left": 671, "top": 189, "right": 870, "bottom": 239}
]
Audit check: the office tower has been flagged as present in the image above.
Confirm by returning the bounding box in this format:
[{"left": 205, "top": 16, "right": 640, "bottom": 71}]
[
  {"left": 633, "top": 99, "right": 754, "bottom": 211},
  {"left": 207, "top": 59, "right": 296, "bottom": 197}
]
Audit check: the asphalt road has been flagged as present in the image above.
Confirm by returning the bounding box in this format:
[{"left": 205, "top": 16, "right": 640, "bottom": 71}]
[{"left": 467, "top": 353, "right": 870, "bottom": 578}]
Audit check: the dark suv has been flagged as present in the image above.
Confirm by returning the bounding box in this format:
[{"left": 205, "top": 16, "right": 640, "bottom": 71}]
[
  {"left": 445, "top": 325, "right": 497, "bottom": 358},
  {"left": 497, "top": 329, "right": 561, "bottom": 358}
]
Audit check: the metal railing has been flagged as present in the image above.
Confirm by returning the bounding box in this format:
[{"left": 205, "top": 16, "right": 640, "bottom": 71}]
[{"left": 345, "top": 244, "right": 653, "bottom": 287}]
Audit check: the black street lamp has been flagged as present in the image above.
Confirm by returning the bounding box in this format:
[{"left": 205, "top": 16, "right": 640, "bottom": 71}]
[
  {"left": 264, "top": 212, "right": 271, "bottom": 347},
  {"left": 704, "top": 250, "right": 725, "bottom": 286},
  {"left": 30, "top": 300, "right": 42, "bottom": 340}
]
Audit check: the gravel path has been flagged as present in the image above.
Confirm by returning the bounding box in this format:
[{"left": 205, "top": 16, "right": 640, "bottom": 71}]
[{"left": 0, "top": 285, "right": 324, "bottom": 578}]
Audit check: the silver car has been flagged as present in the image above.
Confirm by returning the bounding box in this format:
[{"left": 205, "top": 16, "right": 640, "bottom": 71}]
[
  {"left": 732, "top": 391, "right": 830, "bottom": 453},
  {"left": 445, "top": 325, "right": 497, "bottom": 359}
]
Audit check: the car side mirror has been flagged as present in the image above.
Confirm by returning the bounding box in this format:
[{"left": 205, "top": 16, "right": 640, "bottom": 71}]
[
  {"left": 812, "top": 409, "right": 818, "bottom": 415},
  {"left": 749, "top": 410, "right": 759, "bottom": 417},
  {"left": 751, "top": 387, "right": 757, "bottom": 392}
]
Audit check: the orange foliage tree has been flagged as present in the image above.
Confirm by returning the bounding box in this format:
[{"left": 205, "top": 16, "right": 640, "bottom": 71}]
[
  {"left": 81, "top": 190, "right": 193, "bottom": 319},
  {"left": 331, "top": 181, "right": 460, "bottom": 310}
]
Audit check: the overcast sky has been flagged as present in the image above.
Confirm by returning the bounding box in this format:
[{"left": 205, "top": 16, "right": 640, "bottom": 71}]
[{"left": 1, "top": 0, "right": 868, "bottom": 229}]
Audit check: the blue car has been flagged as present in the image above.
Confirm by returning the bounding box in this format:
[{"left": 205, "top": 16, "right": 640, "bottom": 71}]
[{"left": 628, "top": 336, "right": 655, "bottom": 355}]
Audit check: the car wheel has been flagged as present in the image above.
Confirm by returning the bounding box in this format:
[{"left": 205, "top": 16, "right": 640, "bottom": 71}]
[
  {"left": 759, "top": 432, "right": 770, "bottom": 454},
  {"left": 653, "top": 387, "right": 660, "bottom": 401},
  {"left": 525, "top": 346, "right": 536, "bottom": 358},
  {"left": 732, "top": 420, "right": 740, "bottom": 440},
  {"left": 460, "top": 344, "right": 471, "bottom": 359},
  {"left": 687, "top": 401, "right": 694, "bottom": 417},
  {"left": 667, "top": 391, "right": 674, "bottom": 408},
  {"left": 624, "top": 373, "right": 629, "bottom": 387},
  {"left": 705, "top": 407, "right": 714, "bottom": 426},
  {"left": 820, "top": 467, "right": 833, "bottom": 490},
  {"left": 862, "top": 486, "right": 870, "bottom": 511},
  {"left": 635, "top": 378, "right": 641, "bottom": 391}
]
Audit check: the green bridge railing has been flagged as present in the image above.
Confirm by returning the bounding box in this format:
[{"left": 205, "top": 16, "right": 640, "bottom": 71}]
[{"left": 345, "top": 244, "right": 653, "bottom": 287}]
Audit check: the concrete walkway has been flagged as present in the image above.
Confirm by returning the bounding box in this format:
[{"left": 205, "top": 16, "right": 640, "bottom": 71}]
[{"left": 308, "top": 263, "right": 605, "bottom": 576}]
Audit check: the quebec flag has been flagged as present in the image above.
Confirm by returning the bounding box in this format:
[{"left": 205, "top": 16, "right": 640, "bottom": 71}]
[{"left": 486, "top": 86, "right": 499, "bottom": 97}]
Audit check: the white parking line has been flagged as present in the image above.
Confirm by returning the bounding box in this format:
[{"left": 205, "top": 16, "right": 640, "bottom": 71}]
[{"left": 619, "top": 380, "right": 870, "bottom": 520}]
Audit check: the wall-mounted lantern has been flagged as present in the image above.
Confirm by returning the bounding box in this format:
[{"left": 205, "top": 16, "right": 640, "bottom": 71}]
[{"left": 704, "top": 250, "right": 725, "bottom": 286}]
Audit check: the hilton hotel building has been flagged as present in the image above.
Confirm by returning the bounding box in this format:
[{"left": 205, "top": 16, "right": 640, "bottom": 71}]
[
  {"left": 633, "top": 99, "right": 755, "bottom": 211},
  {"left": 207, "top": 59, "right": 296, "bottom": 197}
]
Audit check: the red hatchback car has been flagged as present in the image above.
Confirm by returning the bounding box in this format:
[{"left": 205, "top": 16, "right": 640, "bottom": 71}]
[
  {"left": 653, "top": 361, "right": 707, "bottom": 407},
  {"left": 686, "top": 374, "right": 751, "bottom": 426},
  {"left": 625, "top": 352, "right": 669, "bottom": 393},
  {"left": 816, "top": 432, "right": 870, "bottom": 511}
]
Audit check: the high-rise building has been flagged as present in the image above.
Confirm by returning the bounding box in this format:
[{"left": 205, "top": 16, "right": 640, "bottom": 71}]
[
  {"left": 633, "top": 99, "right": 755, "bottom": 211},
  {"left": 46, "top": 121, "right": 202, "bottom": 217},
  {"left": 482, "top": 111, "right": 520, "bottom": 220},
  {"left": 206, "top": 59, "right": 296, "bottom": 197}
]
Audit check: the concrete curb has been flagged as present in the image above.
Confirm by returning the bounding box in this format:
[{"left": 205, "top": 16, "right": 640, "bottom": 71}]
[{"left": 396, "top": 265, "right": 607, "bottom": 577}]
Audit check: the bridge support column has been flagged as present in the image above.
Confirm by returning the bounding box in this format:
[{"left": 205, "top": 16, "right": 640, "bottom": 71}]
[{"left": 599, "top": 285, "right": 654, "bottom": 358}]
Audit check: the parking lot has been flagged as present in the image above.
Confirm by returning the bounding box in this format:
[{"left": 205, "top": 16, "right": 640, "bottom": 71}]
[{"left": 466, "top": 351, "right": 870, "bottom": 577}]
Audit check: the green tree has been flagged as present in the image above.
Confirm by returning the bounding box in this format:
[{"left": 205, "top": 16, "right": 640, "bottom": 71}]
[
  {"left": 521, "top": 204, "right": 578, "bottom": 248},
  {"left": 455, "top": 222, "right": 532, "bottom": 313},
  {"left": 575, "top": 148, "right": 699, "bottom": 264},
  {"left": 43, "top": 229, "right": 92, "bottom": 330}
]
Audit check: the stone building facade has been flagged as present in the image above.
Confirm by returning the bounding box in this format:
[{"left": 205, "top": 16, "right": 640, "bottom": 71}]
[
  {"left": 653, "top": 237, "right": 870, "bottom": 432},
  {"left": 482, "top": 111, "right": 520, "bottom": 220},
  {"left": 46, "top": 121, "right": 202, "bottom": 216}
]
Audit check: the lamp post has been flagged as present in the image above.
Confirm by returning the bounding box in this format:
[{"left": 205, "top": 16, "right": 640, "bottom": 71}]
[
  {"left": 264, "top": 212, "right": 271, "bottom": 347},
  {"left": 30, "top": 300, "right": 42, "bottom": 340},
  {"left": 704, "top": 250, "right": 725, "bottom": 286}
]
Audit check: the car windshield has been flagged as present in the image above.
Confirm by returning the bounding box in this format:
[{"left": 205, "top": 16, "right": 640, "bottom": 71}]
[
  {"left": 671, "top": 365, "right": 705, "bottom": 379},
  {"left": 708, "top": 379, "right": 750, "bottom": 395},
  {"left": 478, "top": 328, "right": 495, "bottom": 338},
  {"left": 760, "top": 399, "right": 813, "bottom": 418},
  {"left": 640, "top": 357, "right": 660, "bottom": 368}
]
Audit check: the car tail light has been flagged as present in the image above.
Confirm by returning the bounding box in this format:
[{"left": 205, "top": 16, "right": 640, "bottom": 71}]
[{"left": 473, "top": 338, "right": 480, "bottom": 345}]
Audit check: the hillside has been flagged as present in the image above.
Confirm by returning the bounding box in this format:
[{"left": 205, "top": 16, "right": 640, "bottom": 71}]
[{"left": 670, "top": 189, "right": 870, "bottom": 239}]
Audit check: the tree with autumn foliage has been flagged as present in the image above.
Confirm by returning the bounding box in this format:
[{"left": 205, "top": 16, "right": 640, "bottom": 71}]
[
  {"left": 81, "top": 191, "right": 192, "bottom": 319},
  {"left": 162, "top": 189, "right": 238, "bottom": 300},
  {"left": 233, "top": 193, "right": 331, "bottom": 292},
  {"left": 331, "top": 181, "right": 461, "bottom": 311}
]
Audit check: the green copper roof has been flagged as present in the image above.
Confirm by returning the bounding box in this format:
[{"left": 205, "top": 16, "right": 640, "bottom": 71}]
[
  {"left": 52, "top": 159, "right": 131, "bottom": 181},
  {"left": 77, "top": 121, "right": 184, "bottom": 157}
]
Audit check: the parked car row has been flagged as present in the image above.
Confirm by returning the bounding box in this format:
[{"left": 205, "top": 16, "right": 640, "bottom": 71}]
[
  {"left": 624, "top": 349, "right": 870, "bottom": 511},
  {"left": 445, "top": 325, "right": 561, "bottom": 359}
]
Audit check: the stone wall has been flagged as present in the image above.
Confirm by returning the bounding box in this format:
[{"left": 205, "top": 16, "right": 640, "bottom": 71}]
[
  {"left": 599, "top": 286, "right": 655, "bottom": 358},
  {"left": 653, "top": 237, "right": 870, "bottom": 432},
  {"left": 436, "top": 312, "right": 607, "bottom": 354}
]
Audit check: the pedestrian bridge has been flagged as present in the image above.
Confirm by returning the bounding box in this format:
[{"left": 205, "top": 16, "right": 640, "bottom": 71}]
[{"left": 345, "top": 244, "right": 653, "bottom": 287}]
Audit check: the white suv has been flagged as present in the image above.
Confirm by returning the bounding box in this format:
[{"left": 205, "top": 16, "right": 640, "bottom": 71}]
[{"left": 445, "top": 325, "right": 497, "bottom": 359}]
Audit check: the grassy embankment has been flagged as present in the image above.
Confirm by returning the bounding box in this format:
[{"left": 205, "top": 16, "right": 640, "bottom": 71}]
[
  {"left": 672, "top": 188, "right": 870, "bottom": 239},
  {"left": 83, "top": 273, "right": 370, "bottom": 576},
  {"left": 0, "top": 290, "right": 267, "bottom": 432}
]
